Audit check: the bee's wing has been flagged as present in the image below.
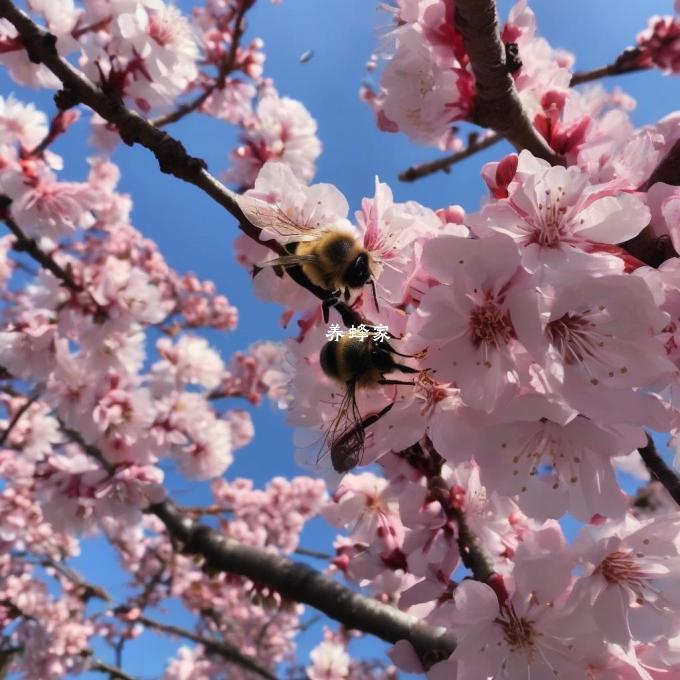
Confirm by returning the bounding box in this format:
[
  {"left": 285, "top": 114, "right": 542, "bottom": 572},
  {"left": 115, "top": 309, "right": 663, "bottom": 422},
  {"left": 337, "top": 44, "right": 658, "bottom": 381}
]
[
  {"left": 239, "top": 195, "right": 323, "bottom": 243},
  {"left": 321, "top": 384, "right": 365, "bottom": 474},
  {"left": 330, "top": 423, "right": 365, "bottom": 473},
  {"left": 258, "top": 253, "right": 320, "bottom": 269}
]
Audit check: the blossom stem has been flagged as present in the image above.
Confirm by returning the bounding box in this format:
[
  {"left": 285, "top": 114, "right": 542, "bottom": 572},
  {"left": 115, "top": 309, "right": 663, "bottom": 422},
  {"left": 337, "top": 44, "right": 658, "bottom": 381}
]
[
  {"left": 638, "top": 434, "right": 680, "bottom": 507},
  {"left": 0, "top": 0, "right": 364, "bottom": 328},
  {"left": 453, "top": 0, "right": 560, "bottom": 165},
  {"left": 149, "top": 499, "right": 457, "bottom": 668},
  {"left": 399, "top": 132, "right": 502, "bottom": 182}
]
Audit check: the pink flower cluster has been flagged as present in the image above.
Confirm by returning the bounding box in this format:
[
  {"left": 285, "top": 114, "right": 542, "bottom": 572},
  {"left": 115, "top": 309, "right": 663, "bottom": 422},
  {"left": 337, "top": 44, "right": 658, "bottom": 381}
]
[
  {"left": 236, "top": 54, "right": 680, "bottom": 675},
  {"left": 0, "top": 0, "right": 321, "bottom": 186},
  {"left": 1, "top": 0, "right": 680, "bottom": 678},
  {"left": 362, "top": 0, "right": 570, "bottom": 147},
  {"left": 637, "top": 15, "right": 680, "bottom": 74}
]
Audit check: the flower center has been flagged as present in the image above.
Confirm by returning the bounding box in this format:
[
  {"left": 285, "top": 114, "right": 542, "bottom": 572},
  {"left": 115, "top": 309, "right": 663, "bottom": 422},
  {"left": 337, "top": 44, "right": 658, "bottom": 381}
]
[
  {"left": 469, "top": 302, "right": 513, "bottom": 350},
  {"left": 530, "top": 187, "right": 568, "bottom": 248},
  {"left": 598, "top": 550, "right": 644, "bottom": 585},
  {"left": 546, "top": 309, "right": 626, "bottom": 385},
  {"left": 414, "top": 371, "right": 450, "bottom": 416},
  {"left": 149, "top": 14, "right": 176, "bottom": 46},
  {"left": 497, "top": 607, "right": 537, "bottom": 653}
]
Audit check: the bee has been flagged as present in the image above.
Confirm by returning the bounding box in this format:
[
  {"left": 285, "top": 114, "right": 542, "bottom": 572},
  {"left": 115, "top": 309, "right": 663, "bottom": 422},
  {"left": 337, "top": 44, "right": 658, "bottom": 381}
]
[
  {"left": 319, "top": 335, "right": 417, "bottom": 473},
  {"left": 238, "top": 195, "right": 380, "bottom": 320}
]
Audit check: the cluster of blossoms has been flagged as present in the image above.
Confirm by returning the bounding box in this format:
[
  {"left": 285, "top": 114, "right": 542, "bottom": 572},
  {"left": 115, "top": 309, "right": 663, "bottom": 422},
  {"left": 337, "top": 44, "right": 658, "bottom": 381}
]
[
  {"left": 362, "top": 0, "right": 680, "bottom": 149},
  {"left": 233, "top": 7, "right": 680, "bottom": 671},
  {"left": 0, "top": 0, "right": 680, "bottom": 678},
  {"left": 0, "top": 0, "right": 321, "bottom": 185},
  {"left": 0, "top": 86, "right": 320, "bottom": 676}
]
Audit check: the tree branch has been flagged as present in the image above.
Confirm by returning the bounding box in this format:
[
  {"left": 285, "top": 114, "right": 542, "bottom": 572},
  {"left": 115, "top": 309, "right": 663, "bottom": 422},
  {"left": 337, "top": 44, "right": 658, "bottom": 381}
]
[
  {"left": 149, "top": 500, "right": 456, "bottom": 668},
  {"left": 399, "top": 132, "right": 502, "bottom": 182},
  {"left": 0, "top": 0, "right": 364, "bottom": 328},
  {"left": 89, "top": 658, "right": 137, "bottom": 680},
  {"left": 571, "top": 48, "right": 648, "bottom": 86},
  {"left": 0, "top": 389, "right": 39, "bottom": 447},
  {"left": 618, "top": 139, "right": 680, "bottom": 267},
  {"left": 124, "top": 613, "right": 276, "bottom": 680},
  {"left": 0, "top": 197, "right": 81, "bottom": 294},
  {"left": 639, "top": 139, "right": 680, "bottom": 192},
  {"left": 449, "top": 506, "right": 495, "bottom": 582},
  {"left": 453, "top": 0, "right": 559, "bottom": 164},
  {"left": 638, "top": 434, "right": 680, "bottom": 507}
]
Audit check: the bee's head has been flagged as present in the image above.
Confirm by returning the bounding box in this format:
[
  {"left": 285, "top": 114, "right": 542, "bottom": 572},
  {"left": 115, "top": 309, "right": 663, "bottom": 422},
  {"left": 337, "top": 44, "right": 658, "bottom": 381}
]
[{"left": 343, "top": 251, "right": 372, "bottom": 288}]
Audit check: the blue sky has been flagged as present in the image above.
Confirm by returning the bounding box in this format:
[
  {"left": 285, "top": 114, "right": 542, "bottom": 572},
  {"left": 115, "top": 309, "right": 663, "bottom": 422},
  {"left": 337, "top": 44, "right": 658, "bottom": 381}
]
[{"left": 1, "top": 0, "right": 679, "bottom": 677}]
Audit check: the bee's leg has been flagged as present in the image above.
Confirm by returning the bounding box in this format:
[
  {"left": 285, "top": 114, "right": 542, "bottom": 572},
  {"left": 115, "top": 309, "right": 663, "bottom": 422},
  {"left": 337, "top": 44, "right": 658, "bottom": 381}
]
[
  {"left": 322, "top": 291, "right": 342, "bottom": 323},
  {"left": 343, "top": 286, "right": 351, "bottom": 302},
  {"left": 379, "top": 379, "right": 415, "bottom": 387},
  {"left": 360, "top": 401, "right": 394, "bottom": 428},
  {"left": 383, "top": 342, "right": 417, "bottom": 359},
  {"left": 369, "top": 279, "right": 380, "bottom": 312}
]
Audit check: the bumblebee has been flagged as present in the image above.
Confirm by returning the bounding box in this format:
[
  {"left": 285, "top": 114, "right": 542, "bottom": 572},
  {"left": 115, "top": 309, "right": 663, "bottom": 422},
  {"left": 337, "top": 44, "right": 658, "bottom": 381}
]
[
  {"left": 319, "top": 335, "right": 417, "bottom": 473},
  {"left": 239, "top": 195, "right": 380, "bottom": 319}
]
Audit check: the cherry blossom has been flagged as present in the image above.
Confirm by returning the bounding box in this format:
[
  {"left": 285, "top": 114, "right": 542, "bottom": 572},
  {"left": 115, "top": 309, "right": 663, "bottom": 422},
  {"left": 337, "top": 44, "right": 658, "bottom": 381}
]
[
  {"left": 1, "top": 2, "right": 680, "bottom": 678},
  {"left": 572, "top": 514, "right": 680, "bottom": 646},
  {"left": 226, "top": 89, "right": 322, "bottom": 188}
]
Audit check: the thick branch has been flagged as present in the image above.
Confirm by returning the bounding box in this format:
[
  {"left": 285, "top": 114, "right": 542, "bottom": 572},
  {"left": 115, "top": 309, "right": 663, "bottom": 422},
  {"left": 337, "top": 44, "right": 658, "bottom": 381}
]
[
  {"left": 0, "top": 0, "right": 364, "bottom": 327},
  {"left": 149, "top": 500, "right": 456, "bottom": 668},
  {"left": 128, "top": 614, "right": 276, "bottom": 680},
  {"left": 638, "top": 434, "right": 680, "bottom": 507},
  {"left": 399, "top": 133, "right": 502, "bottom": 182},
  {"left": 454, "top": 0, "right": 559, "bottom": 164}
]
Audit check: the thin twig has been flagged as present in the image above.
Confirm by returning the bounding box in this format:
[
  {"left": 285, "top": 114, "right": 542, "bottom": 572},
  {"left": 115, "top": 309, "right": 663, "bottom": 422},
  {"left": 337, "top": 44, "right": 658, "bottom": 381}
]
[
  {"left": 149, "top": 500, "right": 456, "bottom": 669},
  {"left": 89, "top": 658, "right": 137, "bottom": 680},
  {"left": 61, "top": 425, "right": 115, "bottom": 474},
  {"left": 0, "top": 1, "right": 363, "bottom": 328},
  {"left": 0, "top": 389, "right": 39, "bottom": 447},
  {"left": 453, "top": 0, "right": 560, "bottom": 164},
  {"left": 0, "top": 199, "right": 81, "bottom": 293},
  {"left": 638, "top": 434, "right": 680, "bottom": 507},
  {"left": 399, "top": 132, "right": 502, "bottom": 182},
  {"left": 294, "top": 547, "right": 333, "bottom": 560},
  {"left": 181, "top": 504, "right": 234, "bottom": 517},
  {"left": 129, "top": 613, "right": 277, "bottom": 680},
  {"left": 150, "top": 0, "right": 251, "bottom": 128},
  {"left": 571, "top": 48, "right": 648, "bottom": 86}
]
